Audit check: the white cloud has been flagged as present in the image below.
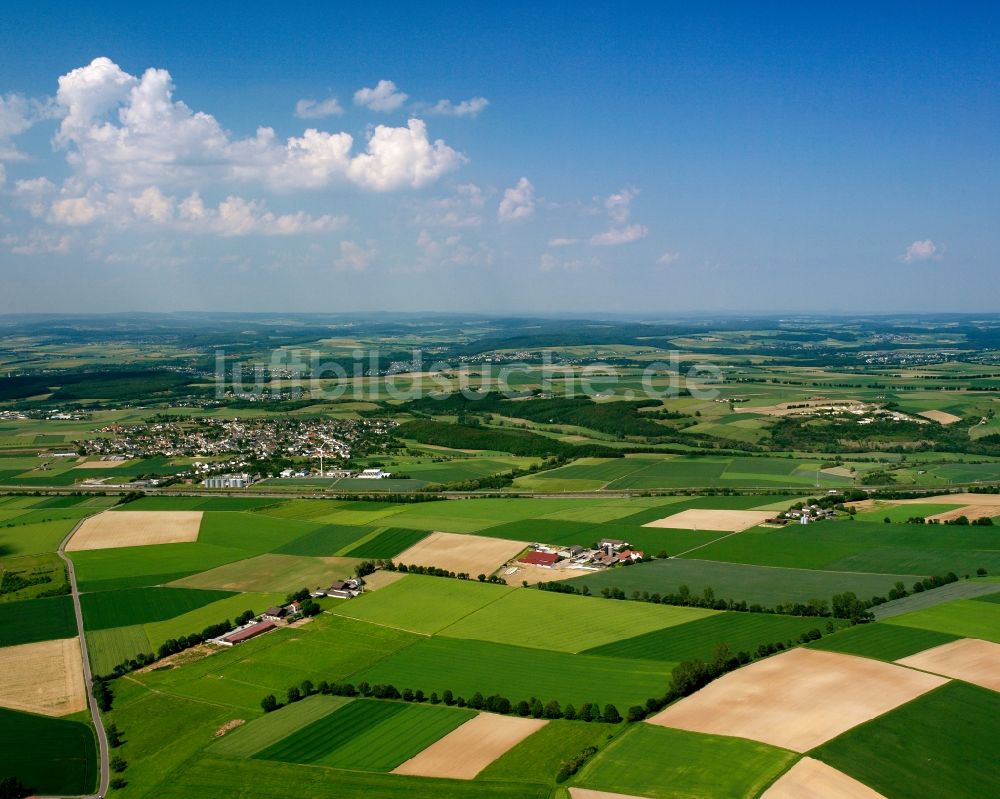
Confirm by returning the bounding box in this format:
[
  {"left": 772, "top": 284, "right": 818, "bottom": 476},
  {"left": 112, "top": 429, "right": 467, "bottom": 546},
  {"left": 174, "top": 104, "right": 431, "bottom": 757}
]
[
  {"left": 498, "top": 177, "right": 535, "bottom": 223},
  {"left": 0, "top": 93, "right": 56, "bottom": 161},
  {"left": 901, "top": 239, "right": 942, "bottom": 263},
  {"left": 410, "top": 228, "right": 491, "bottom": 271},
  {"left": 548, "top": 237, "right": 578, "bottom": 247},
  {"left": 540, "top": 253, "right": 595, "bottom": 272},
  {"left": 14, "top": 177, "right": 56, "bottom": 218},
  {"left": 605, "top": 186, "right": 638, "bottom": 223},
  {"left": 130, "top": 186, "right": 174, "bottom": 224},
  {"left": 590, "top": 223, "right": 648, "bottom": 246},
  {"left": 353, "top": 80, "right": 408, "bottom": 112},
  {"left": 657, "top": 251, "right": 680, "bottom": 265},
  {"left": 51, "top": 58, "right": 463, "bottom": 193},
  {"left": 294, "top": 97, "right": 344, "bottom": 119},
  {"left": 2, "top": 229, "right": 72, "bottom": 255},
  {"left": 335, "top": 239, "right": 375, "bottom": 271},
  {"left": 425, "top": 97, "right": 489, "bottom": 117},
  {"left": 411, "top": 183, "right": 488, "bottom": 228},
  {"left": 50, "top": 194, "right": 105, "bottom": 226}
]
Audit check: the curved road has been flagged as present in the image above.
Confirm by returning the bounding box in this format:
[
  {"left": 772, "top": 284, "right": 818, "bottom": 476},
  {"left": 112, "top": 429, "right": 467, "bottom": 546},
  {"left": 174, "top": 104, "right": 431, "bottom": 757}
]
[{"left": 56, "top": 519, "right": 109, "bottom": 799}]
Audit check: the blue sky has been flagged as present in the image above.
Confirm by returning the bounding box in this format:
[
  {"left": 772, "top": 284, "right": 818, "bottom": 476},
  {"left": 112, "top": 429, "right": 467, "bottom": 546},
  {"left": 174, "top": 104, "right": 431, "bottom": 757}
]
[{"left": 0, "top": 1, "right": 996, "bottom": 313}]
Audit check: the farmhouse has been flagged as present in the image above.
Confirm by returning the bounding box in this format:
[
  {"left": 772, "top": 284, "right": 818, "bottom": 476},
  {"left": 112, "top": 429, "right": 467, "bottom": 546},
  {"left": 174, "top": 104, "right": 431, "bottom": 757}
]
[
  {"left": 519, "top": 551, "right": 560, "bottom": 568},
  {"left": 213, "top": 620, "right": 277, "bottom": 647},
  {"left": 599, "top": 538, "right": 629, "bottom": 552},
  {"left": 324, "top": 578, "right": 363, "bottom": 599},
  {"left": 263, "top": 606, "right": 287, "bottom": 621}
]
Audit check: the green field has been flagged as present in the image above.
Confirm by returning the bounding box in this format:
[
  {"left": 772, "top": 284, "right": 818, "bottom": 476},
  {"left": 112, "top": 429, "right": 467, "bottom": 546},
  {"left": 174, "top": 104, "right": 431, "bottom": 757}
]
[
  {"left": 0, "top": 552, "right": 69, "bottom": 602},
  {"left": 574, "top": 723, "right": 796, "bottom": 798},
  {"left": 853, "top": 502, "right": 962, "bottom": 523},
  {"left": 808, "top": 622, "right": 960, "bottom": 661},
  {"left": 71, "top": 542, "right": 254, "bottom": 592},
  {"left": 688, "top": 519, "right": 1000, "bottom": 574},
  {"left": 0, "top": 707, "right": 97, "bottom": 795},
  {"left": 80, "top": 586, "right": 236, "bottom": 630},
  {"left": 560, "top": 557, "right": 919, "bottom": 607},
  {"left": 813, "top": 682, "right": 999, "bottom": 799},
  {"left": 275, "top": 524, "right": 377, "bottom": 556},
  {"left": 169, "top": 553, "right": 362, "bottom": 593},
  {"left": 86, "top": 623, "right": 154, "bottom": 675},
  {"left": 883, "top": 598, "right": 1000, "bottom": 643},
  {"left": 439, "top": 586, "right": 717, "bottom": 653},
  {"left": 332, "top": 575, "right": 515, "bottom": 635},
  {"left": 477, "top": 720, "right": 617, "bottom": 784},
  {"left": 585, "top": 612, "right": 846, "bottom": 662},
  {"left": 0, "top": 516, "right": 85, "bottom": 556},
  {"left": 0, "top": 594, "right": 76, "bottom": 647},
  {"left": 345, "top": 527, "right": 430, "bottom": 558},
  {"left": 253, "top": 699, "right": 474, "bottom": 771},
  {"left": 118, "top": 496, "right": 282, "bottom": 511},
  {"left": 209, "top": 695, "right": 353, "bottom": 757},
  {"left": 354, "top": 637, "right": 674, "bottom": 709}
]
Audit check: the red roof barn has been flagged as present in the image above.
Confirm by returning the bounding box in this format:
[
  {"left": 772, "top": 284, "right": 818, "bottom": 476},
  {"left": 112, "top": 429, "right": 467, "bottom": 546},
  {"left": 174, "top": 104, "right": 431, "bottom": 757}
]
[{"left": 519, "top": 551, "right": 559, "bottom": 567}]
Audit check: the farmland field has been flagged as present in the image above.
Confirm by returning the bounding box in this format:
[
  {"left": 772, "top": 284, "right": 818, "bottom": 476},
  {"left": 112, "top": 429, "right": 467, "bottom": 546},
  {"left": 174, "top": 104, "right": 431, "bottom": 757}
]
[
  {"left": 253, "top": 699, "right": 475, "bottom": 771},
  {"left": 477, "top": 720, "right": 617, "bottom": 784},
  {"left": 813, "top": 682, "right": 999, "bottom": 799},
  {"left": 345, "top": 527, "right": 430, "bottom": 558},
  {"left": 809, "top": 622, "right": 960, "bottom": 661},
  {"left": 143, "top": 591, "right": 285, "bottom": 649},
  {"left": 86, "top": 624, "right": 153, "bottom": 675},
  {"left": 573, "top": 723, "right": 795, "bottom": 799},
  {"left": 353, "top": 636, "right": 674, "bottom": 708},
  {"left": 0, "top": 594, "right": 77, "bottom": 647},
  {"left": 584, "top": 612, "right": 847, "bottom": 662},
  {"left": 80, "top": 586, "right": 235, "bottom": 630},
  {"left": 208, "top": 695, "right": 353, "bottom": 758},
  {"left": 438, "top": 586, "right": 717, "bottom": 652},
  {"left": 332, "top": 574, "right": 515, "bottom": 635},
  {"left": 883, "top": 598, "right": 1000, "bottom": 643},
  {"left": 169, "top": 553, "right": 362, "bottom": 592},
  {"left": 558, "top": 557, "right": 919, "bottom": 607},
  {"left": 0, "top": 707, "right": 97, "bottom": 796}
]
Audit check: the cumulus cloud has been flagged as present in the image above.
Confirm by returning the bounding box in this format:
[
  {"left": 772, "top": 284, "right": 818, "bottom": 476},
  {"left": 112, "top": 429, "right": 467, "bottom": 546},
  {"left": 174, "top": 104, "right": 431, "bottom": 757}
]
[
  {"left": 0, "top": 93, "right": 56, "bottom": 161},
  {"left": 498, "top": 177, "right": 535, "bottom": 223},
  {"left": 51, "top": 58, "right": 463, "bottom": 193},
  {"left": 901, "top": 239, "right": 942, "bottom": 263},
  {"left": 335, "top": 239, "right": 376, "bottom": 271},
  {"left": 353, "top": 79, "right": 408, "bottom": 112},
  {"left": 410, "top": 228, "right": 491, "bottom": 271},
  {"left": 657, "top": 251, "right": 680, "bottom": 265},
  {"left": 590, "top": 223, "right": 648, "bottom": 246},
  {"left": 2, "top": 229, "right": 73, "bottom": 255},
  {"left": 540, "top": 253, "right": 596, "bottom": 272},
  {"left": 294, "top": 96, "right": 344, "bottom": 119},
  {"left": 548, "top": 237, "right": 578, "bottom": 247},
  {"left": 424, "top": 97, "right": 489, "bottom": 117}
]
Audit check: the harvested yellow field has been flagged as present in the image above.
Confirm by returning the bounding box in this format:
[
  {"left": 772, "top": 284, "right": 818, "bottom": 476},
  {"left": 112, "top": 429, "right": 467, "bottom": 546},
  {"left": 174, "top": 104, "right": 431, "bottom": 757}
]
[
  {"left": 896, "top": 638, "right": 1000, "bottom": 692},
  {"left": 73, "top": 459, "right": 136, "bottom": 469},
  {"left": 0, "top": 637, "right": 87, "bottom": 717},
  {"left": 647, "top": 648, "right": 947, "bottom": 752},
  {"left": 893, "top": 492, "right": 1000, "bottom": 505},
  {"left": 66, "top": 510, "right": 202, "bottom": 551},
  {"left": 392, "top": 714, "right": 546, "bottom": 779},
  {"left": 918, "top": 409, "right": 962, "bottom": 425},
  {"left": 761, "top": 757, "right": 887, "bottom": 799},
  {"left": 926, "top": 505, "right": 999, "bottom": 523},
  {"left": 643, "top": 508, "right": 773, "bottom": 532},
  {"left": 394, "top": 531, "right": 528, "bottom": 576}
]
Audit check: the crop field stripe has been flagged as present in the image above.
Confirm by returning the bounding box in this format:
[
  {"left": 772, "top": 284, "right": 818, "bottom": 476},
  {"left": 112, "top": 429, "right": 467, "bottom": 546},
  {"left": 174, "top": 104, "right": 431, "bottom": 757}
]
[
  {"left": 808, "top": 623, "right": 960, "bottom": 661},
  {"left": 882, "top": 598, "right": 1000, "bottom": 643},
  {"left": 344, "top": 527, "right": 430, "bottom": 559},
  {"left": 0, "top": 706, "right": 97, "bottom": 796},
  {"left": 208, "top": 695, "right": 353, "bottom": 757},
  {"left": 584, "top": 612, "right": 846, "bottom": 662},
  {"left": 80, "top": 586, "right": 237, "bottom": 630},
  {"left": 0, "top": 594, "right": 77, "bottom": 648}
]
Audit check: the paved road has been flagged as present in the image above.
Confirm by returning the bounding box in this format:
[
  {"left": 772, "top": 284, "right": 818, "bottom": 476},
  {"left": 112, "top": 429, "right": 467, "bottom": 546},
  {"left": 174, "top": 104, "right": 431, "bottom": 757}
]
[{"left": 56, "top": 519, "right": 109, "bottom": 799}]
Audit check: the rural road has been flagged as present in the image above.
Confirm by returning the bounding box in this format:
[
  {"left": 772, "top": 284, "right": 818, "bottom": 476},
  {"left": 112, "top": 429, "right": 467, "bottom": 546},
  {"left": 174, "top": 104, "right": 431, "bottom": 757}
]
[{"left": 56, "top": 518, "right": 110, "bottom": 799}]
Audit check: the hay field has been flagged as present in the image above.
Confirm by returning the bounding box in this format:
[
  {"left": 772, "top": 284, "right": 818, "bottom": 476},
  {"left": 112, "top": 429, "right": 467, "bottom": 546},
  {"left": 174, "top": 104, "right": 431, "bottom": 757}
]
[
  {"left": 926, "top": 504, "right": 999, "bottom": 523},
  {"left": 394, "top": 531, "right": 528, "bottom": 575},
  {"left": 896, "top": 637, "right": 1000, "bottom": 691},
  {"left": 392, "top": 714, "right": 547, "bottom": 779},
  {"left": 647, "top": 648, "right": 947, "bottom": 751},
  {"left": 169, "top": 553, "right": 361, "bottom": 592},
  {"left": 0, "top": 637, "right": 87, "bottom": 716},
  {"left": 73, "top": 458, "right": 136, "bottom": 469},
  {"left": 643, "top": 508, "right": 773, "bottom": 531},
  {"left": 761, "top": 757, "right": 886, "bottom": 799},
  {"left": 66, "top": 510, "right": 202, "bottom": 551},
  {"left": 918, "top": 409, "right": 962, "bottom": 424}
]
